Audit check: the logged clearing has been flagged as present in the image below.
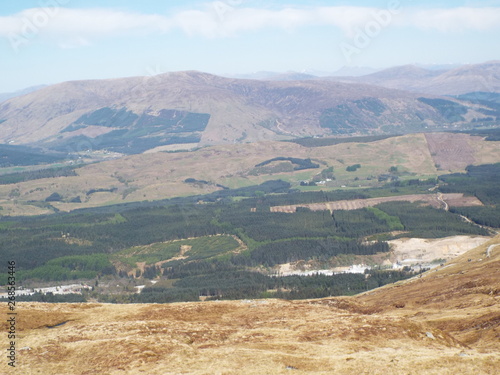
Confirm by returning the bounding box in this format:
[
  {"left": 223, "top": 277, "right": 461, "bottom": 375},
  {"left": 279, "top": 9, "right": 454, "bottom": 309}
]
[
  {"left": 425, "top": 133, "right": 478, "bottom": 171},
  {"left": 269, "top": 193, "right": 482, "bottom": 213},
  {"left": 388, "top": 235, "right": 491, "bottom": 264},
  {"left": 3, "top": 236, "right": 499, "bottom": 374},
  {"left": 443, "top": 193, "right": 484, "bottom": 207}
]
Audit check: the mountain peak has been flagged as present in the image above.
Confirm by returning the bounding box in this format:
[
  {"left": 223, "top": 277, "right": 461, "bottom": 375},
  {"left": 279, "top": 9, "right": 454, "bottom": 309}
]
[{"left": 364, "top": 64, "right": 442, "bottom": 80}]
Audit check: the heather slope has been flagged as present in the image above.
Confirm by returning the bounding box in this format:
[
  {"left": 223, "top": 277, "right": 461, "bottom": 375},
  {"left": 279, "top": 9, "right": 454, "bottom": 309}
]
[{"left": 3, "top": 236, "right": 499, "bottom": 374}]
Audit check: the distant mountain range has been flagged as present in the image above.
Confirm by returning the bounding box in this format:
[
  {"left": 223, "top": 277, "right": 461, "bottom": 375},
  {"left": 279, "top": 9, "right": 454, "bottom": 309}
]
[
  {"left": 0, "top": 85, "right": 47, "bottom": 103},
  {"left": 0, "top": 61, "right": 499, "bottom": 155},
  {"left": 229, "top": 66, "right": 380, "bottom": 80},
  {"left": 332, "top": 61, "right": 500, "bottom": 95},
  {"left": 226, "top": 61, "right": 500, "bottom": 95}
]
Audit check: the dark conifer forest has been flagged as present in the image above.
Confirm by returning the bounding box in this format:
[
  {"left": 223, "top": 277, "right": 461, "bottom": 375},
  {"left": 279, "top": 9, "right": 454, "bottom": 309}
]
[{"left": 1, "top": 164, "right": 497, "bottom": 303}]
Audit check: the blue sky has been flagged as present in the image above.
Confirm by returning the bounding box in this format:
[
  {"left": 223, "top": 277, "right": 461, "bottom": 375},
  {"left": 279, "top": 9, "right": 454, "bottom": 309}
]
[{"left": 1, "top": 0, "right": 499, "bottom": 92}]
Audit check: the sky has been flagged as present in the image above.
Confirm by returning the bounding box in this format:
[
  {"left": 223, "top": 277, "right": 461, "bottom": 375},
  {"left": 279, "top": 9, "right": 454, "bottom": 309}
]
[{"left": 1, "top": 0, "right": 500, "bottom": 92}]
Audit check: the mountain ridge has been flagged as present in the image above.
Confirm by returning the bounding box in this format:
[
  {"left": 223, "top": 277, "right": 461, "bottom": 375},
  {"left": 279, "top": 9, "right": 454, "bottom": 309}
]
[
  {"left": 333, "top": 60, "right": 500, "bottom": 95},
  {"left": 1, "top": 67, "right": 497, "bottom": 153},
  {"left": 0, "top": 84, "right": 48, "bottom": 103}
]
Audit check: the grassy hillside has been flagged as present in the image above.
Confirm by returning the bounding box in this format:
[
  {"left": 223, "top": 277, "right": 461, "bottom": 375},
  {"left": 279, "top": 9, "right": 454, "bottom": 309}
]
[
  {"left": 112, "top": 235, "right": 241, "bottom": 268},
  {"left": 1, "top": 133, "right": 499, "bottom": 216},
  {"left": 2, "top": 235, "right": 499, "bottom": 374}
]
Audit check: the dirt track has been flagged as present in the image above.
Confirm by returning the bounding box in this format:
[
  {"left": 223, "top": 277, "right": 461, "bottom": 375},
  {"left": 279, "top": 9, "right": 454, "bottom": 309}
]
[{"left": 270, "top": 193, "right": 482, "bottom": 213}]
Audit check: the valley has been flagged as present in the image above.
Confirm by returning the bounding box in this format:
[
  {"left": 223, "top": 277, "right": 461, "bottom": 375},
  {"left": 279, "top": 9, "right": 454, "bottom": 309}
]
[
  {"left": 0, "top": 62, "right": 499, "bottom": 374},
  {"left": 1, "top": 0, "right": 500, "bottom": 371},
  {"left": 1, "top": 156, "right": 498, "bottom": 305}
]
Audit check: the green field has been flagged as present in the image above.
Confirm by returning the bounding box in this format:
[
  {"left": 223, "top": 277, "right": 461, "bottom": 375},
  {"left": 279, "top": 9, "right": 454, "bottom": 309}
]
[{"left": 113, "top": 235, "right": 241, "bottom": 268}]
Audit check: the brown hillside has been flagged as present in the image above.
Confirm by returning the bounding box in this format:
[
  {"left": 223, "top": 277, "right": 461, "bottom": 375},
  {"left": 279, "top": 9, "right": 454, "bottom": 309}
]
[
  {"left": 357, "top": 236, "right": 500, "bottom": 350},
  {"left": 3, "top": 236, "right": 499, "bottom": 374},
  {"left": 0, "top": 70, "right": 482, "bottom": 147}
]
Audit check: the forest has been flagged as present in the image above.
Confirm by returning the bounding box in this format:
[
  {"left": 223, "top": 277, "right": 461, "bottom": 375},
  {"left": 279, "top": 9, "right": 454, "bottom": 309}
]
[
  {"left": 0, "top": 165, "right": 79, "bottom": 185},
  {"left": 440, "top": 163, "right": 500, "bottom": 227},
  {"left": 0, "top": 144, "right": 66, "bottom": 167},
  {"left": 255, "top": 157, "right": 320, "bottom": 170},
  {"left": 289, "top": 134, "right": 395, "bottom": 147},
  {"left": 0, "top": 163, "right": 497, "bottom": 303},
  {"left": 51, "top": 107, "right": 211, "bottom": 154}
]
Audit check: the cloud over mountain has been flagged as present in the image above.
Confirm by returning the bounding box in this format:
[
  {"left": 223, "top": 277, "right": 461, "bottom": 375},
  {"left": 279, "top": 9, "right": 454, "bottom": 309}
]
[{"left": 1, "top": 4, "right": 499, "bottom": 47}]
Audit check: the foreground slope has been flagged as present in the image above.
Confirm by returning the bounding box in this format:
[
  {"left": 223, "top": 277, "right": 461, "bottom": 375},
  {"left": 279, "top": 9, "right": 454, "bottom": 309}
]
[{"left": 4, "top": 236, "right": 499, "bottom": 374}]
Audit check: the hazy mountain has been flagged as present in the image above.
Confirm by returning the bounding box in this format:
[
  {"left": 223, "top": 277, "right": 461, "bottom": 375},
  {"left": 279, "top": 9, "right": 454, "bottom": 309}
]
[
  {"left": 0, "top": 84, "right": 47, "bottom": 103},
  {"left": 334, "top": 61, "right": 500, "bottom": 95},
  {"left": 337, "top": 65, "right": 447, "bottom": 91},
  {"left": 228, "top": 71, "right": 318, "bottom": 81},
  {"left": 0, "top": 70, "right": 496, "bottom": 154},
  {"left": 330, "top": 66, "right": 380, "bottom": 77},
  {"left": 232, "top": 67, "right": 379, "bottom": 80},
  {"left": 422, "top": 61, "right": 500, "bottom": 95},
  {"left": 415, "top": 63, "right": 462, "bottom": 71}
]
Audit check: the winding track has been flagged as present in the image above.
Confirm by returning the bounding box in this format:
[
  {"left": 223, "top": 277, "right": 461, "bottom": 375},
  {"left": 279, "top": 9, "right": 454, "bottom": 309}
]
[
  {"left": 486, "top": 244, "right": 499, "bottom": 258},
  {"left": 437, "top": 192, "right": 449, "bottom": 211}
]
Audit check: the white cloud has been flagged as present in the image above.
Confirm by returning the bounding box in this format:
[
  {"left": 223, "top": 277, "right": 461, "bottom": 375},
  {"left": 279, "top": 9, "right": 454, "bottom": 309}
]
[
  {"left": 58, "top": 36, "right": 92, "bottom": 49},
  {"left": 0, "top": 3, "right": 499, "bottom": 48},
  {"left": 173, "top": 7, "right": 314, "bottom": 37},
  {"left": 0, "top": 8, "right": 172, "bottom": 37},
  {"left": 314, "top": 6, "right": 376, "bottom": 37},
  {"left": 407, "top": 7, "right": 500, "bottom": 32}
]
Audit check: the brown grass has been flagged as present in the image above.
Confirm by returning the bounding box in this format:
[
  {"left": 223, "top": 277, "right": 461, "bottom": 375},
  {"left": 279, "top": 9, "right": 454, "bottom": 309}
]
[
  {"left": 4, "top": 236, "right": 499, "bottom": 374},
  {"left": 2, "top": 133, "right": 500, "bottom": 216}
]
